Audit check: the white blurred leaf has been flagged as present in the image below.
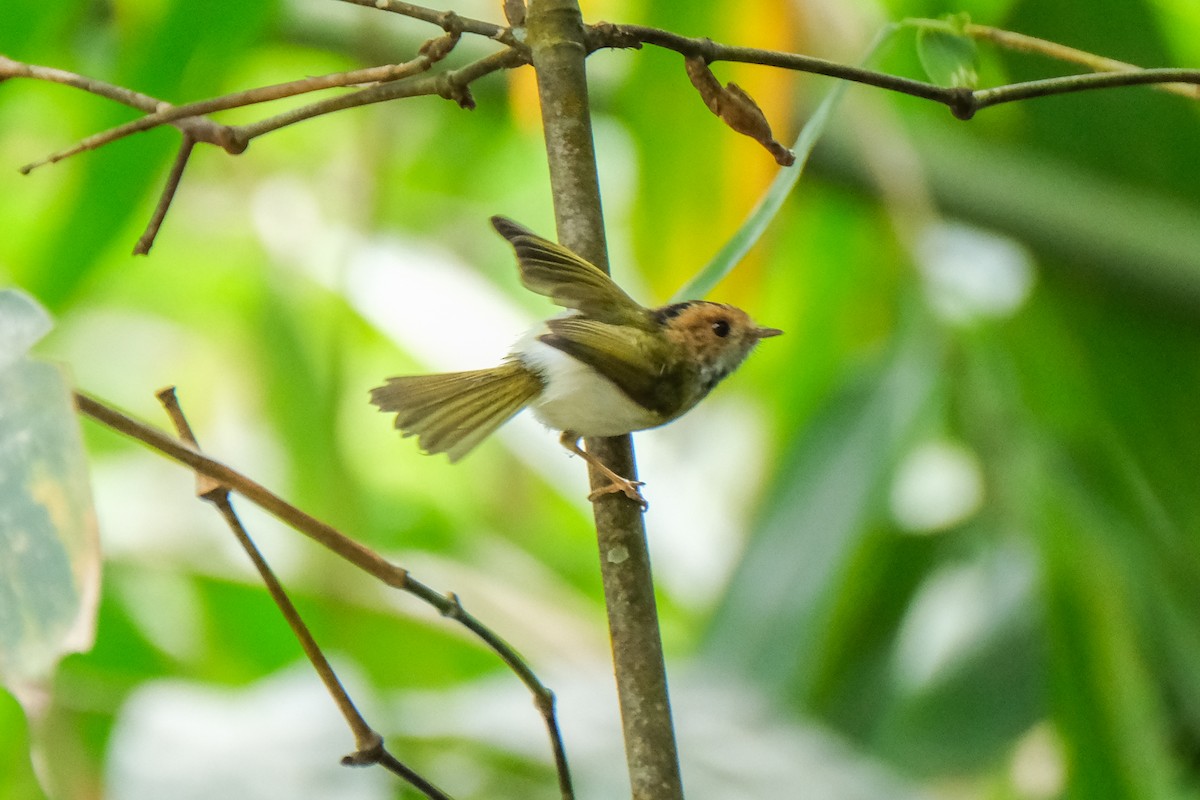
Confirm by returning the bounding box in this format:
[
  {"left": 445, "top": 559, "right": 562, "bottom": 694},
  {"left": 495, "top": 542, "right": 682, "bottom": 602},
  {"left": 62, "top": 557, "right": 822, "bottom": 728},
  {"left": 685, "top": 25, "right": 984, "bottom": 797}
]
[
  {"left": 0, "top": 293, "right": 99, "bottom": 718},
  {"left": 0, "top": 289, "right": 53, "bottom": 371}
]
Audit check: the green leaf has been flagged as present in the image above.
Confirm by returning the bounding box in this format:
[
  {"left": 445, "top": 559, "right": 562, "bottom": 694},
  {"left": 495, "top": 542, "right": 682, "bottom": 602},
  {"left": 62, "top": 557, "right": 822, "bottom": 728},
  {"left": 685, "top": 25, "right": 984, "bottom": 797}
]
[
  {"left": 1035, "top": 464, "right": 1179, "bottom": 799},
  {"left": 702, "top": 309, "right": 942, "bottom": 696},
  {"left": 875, "top": 545, "right": 1045, "bottom": 772},
  {"left": 916, "top": 24, "right": 980, "bottom": 89},
  {"left": 0, "top": 692, "right": 45, "bottom": 800}
]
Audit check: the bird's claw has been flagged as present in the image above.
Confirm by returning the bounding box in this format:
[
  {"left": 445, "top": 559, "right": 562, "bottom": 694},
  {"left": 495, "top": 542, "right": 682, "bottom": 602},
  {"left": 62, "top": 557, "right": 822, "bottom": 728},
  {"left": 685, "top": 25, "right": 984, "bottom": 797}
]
[{"left": 588, "top": 478, "right": 649, "bottom": 511}]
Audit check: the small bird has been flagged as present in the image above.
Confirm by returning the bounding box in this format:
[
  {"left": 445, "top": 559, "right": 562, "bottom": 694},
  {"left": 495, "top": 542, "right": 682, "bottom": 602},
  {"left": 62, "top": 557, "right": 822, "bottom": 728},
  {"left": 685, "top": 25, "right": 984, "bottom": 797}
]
[{"left": 370, "top": 216, "right": 782, "bottom": 508}]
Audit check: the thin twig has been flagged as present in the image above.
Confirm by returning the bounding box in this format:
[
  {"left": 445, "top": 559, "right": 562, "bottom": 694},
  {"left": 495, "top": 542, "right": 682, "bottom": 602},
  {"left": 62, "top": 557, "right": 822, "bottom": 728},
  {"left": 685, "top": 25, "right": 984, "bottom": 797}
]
[
  {"left": 155, "top": 389, "right": 386, "bottom": 753},
  {"left": 73, "top": 390, "right": 574, "bottom": 800},
  {"left": 971, "top": 69, "right": 1200, "bottom": 113},
  {"left": 358, "top": 746, "right": 455, "bottom": 799},
  {"left": 438, "top": 591, "right": 574, "bottom": 800},
  {"left": 0, "top": 54, "right": 163, "bottom": 112},
  {"left": 155, "top": 388, "right": 451, "bottom": 798},
  {"left": 964, "top": 22, "right": 1200, "bottom": 100},
  {"left": 7, "top": 13, "right": 1197, "bottom": 254},
  {"left": 589, "top": 22, "right": 1200, "bottom": 120},
  {"left": 0, "top": 55, "right": 242, "bottom": 170},
  {"left": 15, "top": 35, "right": 462, "bottom": 174},
  {"left": 236, "top": 47, "right": 525, "bottom": 140},
  {"left": 591, "top": 23, "right": 955, "bottom": 103},
  {"left": 134, "top": 136, "right": 195, "bottom": 255},
  {"left": 7, "top": 17, "right": 1198, "bottom": 172},
  {"left": 334, "top": 0, "right": 520, "bottom": 47},
  {"left": 4, "top": 40, "right": 524, "bottom": 252}
]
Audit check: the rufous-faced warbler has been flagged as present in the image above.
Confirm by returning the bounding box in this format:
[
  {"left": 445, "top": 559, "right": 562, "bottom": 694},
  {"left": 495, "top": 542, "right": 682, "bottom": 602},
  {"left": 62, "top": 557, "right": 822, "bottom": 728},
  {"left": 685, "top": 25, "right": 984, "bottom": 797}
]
[{"left": 371, "top": 216, "right": 782, "bottom": 509}]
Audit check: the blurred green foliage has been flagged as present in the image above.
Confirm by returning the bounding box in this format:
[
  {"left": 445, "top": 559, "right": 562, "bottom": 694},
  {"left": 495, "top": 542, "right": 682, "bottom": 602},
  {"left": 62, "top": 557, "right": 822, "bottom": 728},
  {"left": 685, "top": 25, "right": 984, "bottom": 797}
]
[{"left": 2, "top": 0, "right": 1200, "bottom": 798}]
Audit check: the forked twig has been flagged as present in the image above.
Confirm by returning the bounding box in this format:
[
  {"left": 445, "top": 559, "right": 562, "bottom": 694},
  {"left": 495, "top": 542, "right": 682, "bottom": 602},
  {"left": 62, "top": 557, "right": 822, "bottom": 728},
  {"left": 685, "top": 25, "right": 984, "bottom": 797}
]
[
  {"left": 4, "top": 5, "right": 1199, "bottom": 254},
  {"left": 74, "top": 389, "right": 573, "bottom": 800},
  {"left": 1, "top": 38, "right": 525, "bottom": 253},
  {"left": 14, "top": 31, "right": 467, "bottom": 176},
  {"left": 153, "top": 389, "right": 406, "bottom": 777}
]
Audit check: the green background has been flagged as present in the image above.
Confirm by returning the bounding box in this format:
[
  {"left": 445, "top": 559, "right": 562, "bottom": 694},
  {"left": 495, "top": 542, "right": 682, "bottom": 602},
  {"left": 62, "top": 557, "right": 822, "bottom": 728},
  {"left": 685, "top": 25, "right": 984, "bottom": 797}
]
[{"left": 2, "top": 0, "right": 1199, "bottom": 797}]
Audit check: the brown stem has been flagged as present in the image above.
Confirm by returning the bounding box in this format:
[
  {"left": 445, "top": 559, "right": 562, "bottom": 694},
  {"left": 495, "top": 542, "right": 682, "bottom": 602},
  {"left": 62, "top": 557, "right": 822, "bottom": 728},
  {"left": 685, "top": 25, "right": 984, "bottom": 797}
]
[
  {"left": 134, "top": 136, "right": 195, "bottom": 255},
  {"left": 155, "top": 387, "right": 449, "bottom": 797},
  {"left": 0, "top": 54, "right": 163, "bottom": 112},
  {"left": 591, "top": 23, "right": 953, "bottom": 104},
  {"left": 6, "top": 18, "right": 1197, "bottom": 176},
  {"left": 335, "top": 0, "right": 514, "bottom": 43},
  {"left": 527, "top": 2, "right": 684, "bottom": 799},
  {"left": 73, "top": 389, "right": 572, "bottom": 799},
  {"left": 588, "top": 22, "right": 1200, "bottom": 121},
  {"left": 964, "top": 22, "right": 1200, "bottom": 100},
  {"left": 154, "top": 389, "right": 376, "bottom": 742},
  {"left": 7, "top": 43, "right": 524, "bottom": 253},
  {"left": 350, "top": 745, "right": 454, "bottom": 800},
  {"left": 20, "top": 53, "right": 448, "bottom": 173},
  {"left": 235, "top": 47, "right": 524, "bottom": 140},
  {"left": 8, "top": 27, "right": 1193, "bottom": 252},
  {"left": 971, "top": 69, "right": 1200, "bottom": 113}
]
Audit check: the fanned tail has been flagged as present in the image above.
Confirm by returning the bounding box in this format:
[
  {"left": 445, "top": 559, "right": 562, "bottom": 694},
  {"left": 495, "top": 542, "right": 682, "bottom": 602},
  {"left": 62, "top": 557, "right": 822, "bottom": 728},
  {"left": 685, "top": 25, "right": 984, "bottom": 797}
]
[{"left": 370, "top": 361, "right": 544, "bottom": 461}]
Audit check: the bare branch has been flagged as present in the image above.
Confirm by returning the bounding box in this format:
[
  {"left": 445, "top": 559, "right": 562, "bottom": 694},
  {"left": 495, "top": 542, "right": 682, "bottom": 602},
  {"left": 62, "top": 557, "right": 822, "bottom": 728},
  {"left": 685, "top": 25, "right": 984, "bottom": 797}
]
[
  {"left": 236, "top": 47, "right": 525, "bottom": 140},
  {"left": 134, "top": 137, "right": 195, "bottom": 256},
  {"left": 6, "top": 17, "right": 1196, "bottom": 179},
  {"left": 4, "top": 40, "right": 525, "bottom": 252},
  {"left": 155, "top": 387, "right": 451, "bottom": 798},
  {"left": 345, "top": 743, "right": 455, "bottom": 800},
  {"left": 971, "top": 68, "right": 1200, "bottom": 113},
  {"left": 334, "top": 0, "right": 518, "bottom": 45},
  {"left": 589, "top": 22, "right": 1200, "bottom": 122},
  {"left": 13, "top": 33, "right": 464, "bottom": 174},
  {"left": 155, "top": 389, "right": 377, "bottom": 746},
  {"left": 0, "top": 56, "right": 245, "bottom": 174},
  {"left": 7, "top": 13, "right": 1195, "bottom": 255},
  {"left": 964, "top": 22, "right": 1200, "bottom": 100},
  {"left": 73, "top": 389, "right": 574, "bottom": 800},
  {"left": 0, "top": 54, "right": 163, "bottom": 112},
  {"left": 591, "top": 23, "right": 957, "bottom": 104}
]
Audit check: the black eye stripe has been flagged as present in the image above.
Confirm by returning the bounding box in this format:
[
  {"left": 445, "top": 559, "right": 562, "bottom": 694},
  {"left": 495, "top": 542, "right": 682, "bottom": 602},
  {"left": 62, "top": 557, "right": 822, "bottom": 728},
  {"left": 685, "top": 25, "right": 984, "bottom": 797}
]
[{"left": 712, "top": 319, "right": 730, "bottom": 337}]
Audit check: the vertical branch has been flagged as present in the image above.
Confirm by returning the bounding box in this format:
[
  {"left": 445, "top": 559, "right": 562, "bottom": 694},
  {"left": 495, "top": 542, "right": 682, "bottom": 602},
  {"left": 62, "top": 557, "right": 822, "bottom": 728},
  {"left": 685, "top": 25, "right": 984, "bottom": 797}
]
[{"left": 525, "top": 2, "right": 685, "bottom": 799}]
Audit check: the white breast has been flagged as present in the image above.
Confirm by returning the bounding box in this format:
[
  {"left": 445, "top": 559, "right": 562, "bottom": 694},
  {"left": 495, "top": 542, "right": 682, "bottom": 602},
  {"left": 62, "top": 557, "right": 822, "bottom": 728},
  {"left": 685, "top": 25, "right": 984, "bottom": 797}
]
[{"left": 512, "top": 332, "right": 662, "bottom": 437}]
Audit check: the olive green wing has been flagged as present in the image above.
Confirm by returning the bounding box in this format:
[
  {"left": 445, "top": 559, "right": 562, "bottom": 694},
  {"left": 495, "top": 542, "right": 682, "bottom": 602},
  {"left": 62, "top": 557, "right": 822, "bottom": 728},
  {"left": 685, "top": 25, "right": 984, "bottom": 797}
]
[
  {"left": 491, "top": 216, "right": 648, "bottom": 326},
  {"left": 540, "top": 316, "right": 687, "bottom": 416}
]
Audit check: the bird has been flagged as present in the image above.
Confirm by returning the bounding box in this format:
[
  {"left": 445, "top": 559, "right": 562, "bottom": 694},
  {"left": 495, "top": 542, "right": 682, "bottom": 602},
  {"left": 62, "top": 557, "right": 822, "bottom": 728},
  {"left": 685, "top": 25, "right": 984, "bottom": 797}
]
[{"left": 370, "top": 216, "right": 782, "bottom": 509}]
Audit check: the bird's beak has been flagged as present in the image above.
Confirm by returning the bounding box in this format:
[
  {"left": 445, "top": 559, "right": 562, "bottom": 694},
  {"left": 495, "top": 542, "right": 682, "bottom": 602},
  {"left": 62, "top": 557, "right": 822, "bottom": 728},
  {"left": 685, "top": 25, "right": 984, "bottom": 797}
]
[{"left": 755, "top": 326, "right": 784, "bottom": 339}]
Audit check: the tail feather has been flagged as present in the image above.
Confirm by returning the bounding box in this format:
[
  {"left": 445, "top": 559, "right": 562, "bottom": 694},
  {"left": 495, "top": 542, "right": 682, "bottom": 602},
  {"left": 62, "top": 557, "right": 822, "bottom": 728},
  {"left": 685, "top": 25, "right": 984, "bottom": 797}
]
[{"left": 370, "top": 361, "right": 543, "bottom": 462}]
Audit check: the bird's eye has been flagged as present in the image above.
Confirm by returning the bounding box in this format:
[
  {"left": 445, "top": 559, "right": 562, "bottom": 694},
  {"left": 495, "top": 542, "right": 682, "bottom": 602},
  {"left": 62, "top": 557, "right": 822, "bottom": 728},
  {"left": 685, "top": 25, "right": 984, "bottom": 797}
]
[{"left": 711, "top": 319, "right": 730, "bottom": 338}]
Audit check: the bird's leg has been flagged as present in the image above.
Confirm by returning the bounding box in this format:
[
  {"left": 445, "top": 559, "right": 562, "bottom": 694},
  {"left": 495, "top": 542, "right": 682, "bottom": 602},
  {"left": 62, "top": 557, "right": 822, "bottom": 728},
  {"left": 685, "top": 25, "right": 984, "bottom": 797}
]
[{"left": 559, "top": 431, "right": 648, "bottom": 511}]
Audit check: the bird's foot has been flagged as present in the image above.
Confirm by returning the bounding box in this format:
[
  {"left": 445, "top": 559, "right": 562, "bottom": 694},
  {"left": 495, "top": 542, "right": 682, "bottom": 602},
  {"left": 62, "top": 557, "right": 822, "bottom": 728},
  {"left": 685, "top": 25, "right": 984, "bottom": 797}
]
[
  {"left": 587, "top": 476, "right": 649, "bottom": 511},
  {"left": 560, "top": 431, "right": 649, "bottom": 512}
]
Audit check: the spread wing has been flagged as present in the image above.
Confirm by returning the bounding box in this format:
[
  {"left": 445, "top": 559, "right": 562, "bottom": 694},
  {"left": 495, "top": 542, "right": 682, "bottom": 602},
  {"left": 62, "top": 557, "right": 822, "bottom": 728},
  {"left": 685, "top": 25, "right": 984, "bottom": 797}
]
[
  {"left": 491, "top": 216, "right": 648, "bottom": 326},
  {"left": 540, "top": 316, "right": 687, "bottom": 416}
]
